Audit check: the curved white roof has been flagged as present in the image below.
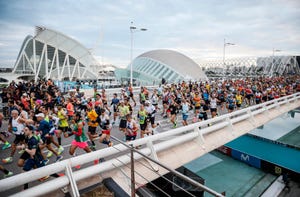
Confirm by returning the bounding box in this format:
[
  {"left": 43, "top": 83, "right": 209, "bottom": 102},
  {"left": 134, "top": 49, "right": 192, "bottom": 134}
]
[
  {"left": 13, "top": 26, "right": 99, "bottom": 81},
  {"left": 34, "top": 26, "right": 98, "bottom": 67},
  {"left": 137, "top": 49, "right": 207, "bottom": 80}
]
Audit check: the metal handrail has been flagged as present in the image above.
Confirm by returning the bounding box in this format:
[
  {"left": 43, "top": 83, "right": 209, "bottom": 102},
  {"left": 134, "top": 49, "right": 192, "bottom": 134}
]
[
  {"left": 0, "top": 92, "right": 299, "bottom": 196},
  {"left": 111, "top": 136, "right": 224, "bottom": 197}
]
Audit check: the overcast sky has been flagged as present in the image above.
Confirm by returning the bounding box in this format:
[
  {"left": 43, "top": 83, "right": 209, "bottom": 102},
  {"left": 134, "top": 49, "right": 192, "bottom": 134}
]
[{"left": 0, "top": 0, "right": 300, "bottom": 68}]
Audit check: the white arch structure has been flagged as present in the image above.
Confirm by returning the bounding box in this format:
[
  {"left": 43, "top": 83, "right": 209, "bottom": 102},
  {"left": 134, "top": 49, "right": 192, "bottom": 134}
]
[{"left": 12, "top": 26, "right": 99, "bottom": 81}]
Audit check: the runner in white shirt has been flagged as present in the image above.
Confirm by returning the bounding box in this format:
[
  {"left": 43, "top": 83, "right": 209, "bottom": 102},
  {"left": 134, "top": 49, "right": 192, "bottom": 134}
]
[
  {"left": 145, "top": 100, "right": 159, "bottom": 133},
  {"left": 2, "top": 110, "right": 26, "bottom": 163},
  {"left": 209, "top": 94, "right": 219, "bottom": 118}
]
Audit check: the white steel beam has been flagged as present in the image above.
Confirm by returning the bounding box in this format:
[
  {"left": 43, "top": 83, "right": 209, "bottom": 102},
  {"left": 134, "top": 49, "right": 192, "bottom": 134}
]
[
  {"left": 45, "top": 43, "right": 48, "bottom": 79},
  {"left": 35, "top": 44, "right": 46, "bottom": 81}
]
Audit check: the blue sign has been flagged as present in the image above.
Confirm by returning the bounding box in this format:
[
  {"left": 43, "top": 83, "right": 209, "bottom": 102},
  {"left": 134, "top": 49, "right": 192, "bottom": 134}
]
[{"left": 231, "top": 149, "right": 261, "bottom": 169}]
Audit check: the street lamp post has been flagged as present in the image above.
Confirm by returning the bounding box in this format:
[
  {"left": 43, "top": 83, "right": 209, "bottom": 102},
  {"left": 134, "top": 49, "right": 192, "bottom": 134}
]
[
  {"left": 130, "top": 22, "right": 147, "bottom": 86},
  {"left": 223, "top": 38, "right": 235, "bottom": 76}
]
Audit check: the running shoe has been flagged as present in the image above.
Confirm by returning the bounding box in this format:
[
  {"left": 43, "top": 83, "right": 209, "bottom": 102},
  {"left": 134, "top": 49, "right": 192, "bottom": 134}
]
[
  {"left": 47, "top": 151, "right": 53, "bottom": 158},
  {"left": 58, "top": 146, "right": 64, "bottom": 155},
  {"left": 18, "top": 149, "right": 25, "bottom": 154},
  {"left": 56, "top": 155, "right": 63, "bottom": 162},
  {"left": 173, "top": 122, "right": 177, "bottom": 128},
  {"left": 2, "top": 142, "right": 11, "bottom": 150},
  {"left": 90, "top": 145, "right": 96, "bottom": 151},
  {"left": 108, "top": 141, "right": 113, "bottom": 147},
  {"left": 3, "top": 171, "right": 13, "bottom": 178},
  {"left": 2, "top": 157, "right": 13, "bottom": 164},
  {"left": 43, "top": 159, "right": 49, "bottom": 165},
  {"left": 38, "top": 175, "right": 49, "bottom": 182}
]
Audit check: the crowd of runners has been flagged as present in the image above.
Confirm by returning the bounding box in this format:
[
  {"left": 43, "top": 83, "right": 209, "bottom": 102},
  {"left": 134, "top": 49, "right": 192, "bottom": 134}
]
[{"left": 0, "top": 75, "right": 299, "bottom": 188}]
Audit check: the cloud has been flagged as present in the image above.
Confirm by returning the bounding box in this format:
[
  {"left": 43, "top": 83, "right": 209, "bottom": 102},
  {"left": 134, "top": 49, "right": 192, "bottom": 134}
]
[{"left": 0, "top": 0, "right": 299, "bottom": 68}]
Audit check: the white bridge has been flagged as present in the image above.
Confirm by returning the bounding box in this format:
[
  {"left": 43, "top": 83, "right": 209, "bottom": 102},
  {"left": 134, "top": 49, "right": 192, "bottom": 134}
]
[{"left": 0, "top": 93, "right": 299, "bottom": 197}]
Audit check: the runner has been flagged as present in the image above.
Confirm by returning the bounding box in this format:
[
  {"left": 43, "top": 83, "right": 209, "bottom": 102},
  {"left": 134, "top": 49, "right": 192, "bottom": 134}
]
[
  {"left": 210, "top": 93, "right": 219, "bottom": 118},
  {"left": 35, "top": 113, "right": 63, "bottom": 164},
  {"left": 145, "top": 100, "right": 159, "bottom": 133},
  {"left": 118, "top": 100, "right": 130, "bottom": 135},
  {"left": 193, "top": 91, "right": 201, "bottom": 122},
  {"left": 56, "top": 104, "right": 69, "bottom": 144},
  {"left": 235, "top": 91, "right": 243, "bottom": 110},
  {"left": 125, "top": 114, "right": 138, "bottom": 142},
  {"left": 181, "top": 98, "right": 190, "bottom": 126},
  {"left": 169, "top": 98, "right": 178, "bottom": 128},
  {"left": 110, "top": 93, "right": 120, "bottom": 125},
  {"left": 98, "top": 109, "right": 113, "bottom": 147},
  {"left": 40, "top": 106, "right": 63, "bottom": 158},
  {"left": 137, "top": 104, "right": 149, "bottom": 138},
  {"left": 67, "top": 113, "right": 91, "bottom": 169},
  {"left": 17, "top": 125, "right": 45, "bottom": 189},
  {"left": 2, "top": 110, "right": 26, "bottom": 164},
  {"left": 86, "top": 104, "right": 99, "bottom": 151},
  {"left": 128, "top": 83, "right": 137, "bottom": 106},
  {"left": 66, "top": 98, "right": 75, "bottom": 122},
  {"left": 0, "top": 112, "right": 11, "bottom": 150}
]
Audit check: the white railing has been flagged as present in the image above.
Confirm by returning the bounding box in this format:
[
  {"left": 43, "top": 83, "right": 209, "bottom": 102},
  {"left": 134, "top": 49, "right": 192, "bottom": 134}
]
[{"left": 1, "top": 92, "right": 299, "bottom": 196}]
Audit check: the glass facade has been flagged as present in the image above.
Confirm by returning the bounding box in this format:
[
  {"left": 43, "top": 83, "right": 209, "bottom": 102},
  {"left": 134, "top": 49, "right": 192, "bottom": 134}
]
[{"left": 114, "top": 50, "right": 208, "bottom": 85}]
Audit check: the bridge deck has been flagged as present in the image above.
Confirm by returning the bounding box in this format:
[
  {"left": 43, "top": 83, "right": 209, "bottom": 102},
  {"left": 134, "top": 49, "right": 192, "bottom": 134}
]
[{"left": 1, "top": 93, "right": 299, "bottom": 196}]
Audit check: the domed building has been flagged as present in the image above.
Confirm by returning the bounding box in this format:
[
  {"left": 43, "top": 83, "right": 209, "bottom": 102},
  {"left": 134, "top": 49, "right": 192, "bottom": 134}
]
[{"left": 115, "top": 49, "right": 208, "bottom": 85}]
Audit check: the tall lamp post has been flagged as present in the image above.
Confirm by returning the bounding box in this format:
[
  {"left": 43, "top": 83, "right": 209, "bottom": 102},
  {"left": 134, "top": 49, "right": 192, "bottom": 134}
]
[
  {"left": 223, "top": 38, "right": 235, "bottom": 76},
  {"left": 130, "top": 22, "right": 147, "bottom": 86},
  {"left": 271, "top": 48, "right": 281, "bottom": 77}
]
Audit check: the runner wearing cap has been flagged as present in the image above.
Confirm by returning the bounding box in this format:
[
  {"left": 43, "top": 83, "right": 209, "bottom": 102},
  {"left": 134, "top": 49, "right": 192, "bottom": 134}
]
[{"left": 35, "top": 112, "right": 63, "bottom": 164}]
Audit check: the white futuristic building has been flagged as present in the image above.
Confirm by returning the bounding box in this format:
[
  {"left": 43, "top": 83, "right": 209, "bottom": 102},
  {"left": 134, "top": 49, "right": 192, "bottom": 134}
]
[
  {"left": 201, "top": 56, "right": 300, "bottom": 78},
  {"left": 115, "top": 49, "right": 208, "bottom": 85},
  {"left": 12, "top": 26, "right": 99, "bottom": 81}
]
